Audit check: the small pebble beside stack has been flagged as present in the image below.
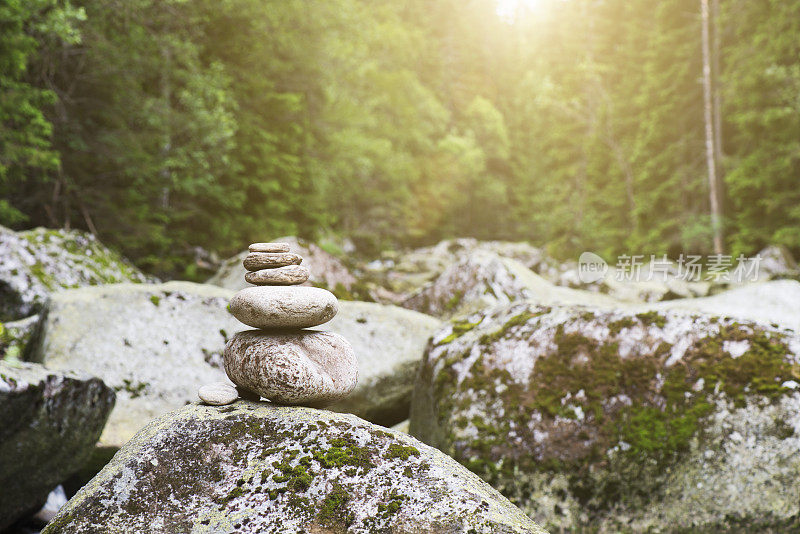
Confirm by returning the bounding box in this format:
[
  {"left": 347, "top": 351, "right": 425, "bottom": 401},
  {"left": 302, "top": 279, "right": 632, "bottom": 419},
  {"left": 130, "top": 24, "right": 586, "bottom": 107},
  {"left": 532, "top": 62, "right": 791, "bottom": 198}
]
[{"left": 198, "top": 242, "right": 358, "bottom": 407}]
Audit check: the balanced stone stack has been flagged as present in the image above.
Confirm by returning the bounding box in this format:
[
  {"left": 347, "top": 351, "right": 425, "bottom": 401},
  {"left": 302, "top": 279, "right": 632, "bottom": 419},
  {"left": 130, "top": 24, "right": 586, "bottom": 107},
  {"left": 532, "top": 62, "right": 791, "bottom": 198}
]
[{"left": 198, "top": 242, "right": 358, "bottom": 407}]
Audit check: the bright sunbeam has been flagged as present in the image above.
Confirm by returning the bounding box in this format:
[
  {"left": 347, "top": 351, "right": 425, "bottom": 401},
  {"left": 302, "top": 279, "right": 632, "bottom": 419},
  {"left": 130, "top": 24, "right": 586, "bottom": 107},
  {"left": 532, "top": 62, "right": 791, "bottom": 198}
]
[{"left": 496, "top": 0, "right": 545, "bottom": 21}]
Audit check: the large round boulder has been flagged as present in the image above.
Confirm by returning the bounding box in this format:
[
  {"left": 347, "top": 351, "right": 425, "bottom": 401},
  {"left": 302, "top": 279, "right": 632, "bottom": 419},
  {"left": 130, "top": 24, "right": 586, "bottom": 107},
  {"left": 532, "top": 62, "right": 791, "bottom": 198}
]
[
  {"left": 26, "top": 281, "right": 241, "bottom": 449},
  {"left": 44, "top": 402, "right": 545, "bottom": 533},
  {"left": 0, "top": 361, "right": 114, "bottom": 530},
  {"left": 411, "top": 302, "right": 800, "bottom": 531}
]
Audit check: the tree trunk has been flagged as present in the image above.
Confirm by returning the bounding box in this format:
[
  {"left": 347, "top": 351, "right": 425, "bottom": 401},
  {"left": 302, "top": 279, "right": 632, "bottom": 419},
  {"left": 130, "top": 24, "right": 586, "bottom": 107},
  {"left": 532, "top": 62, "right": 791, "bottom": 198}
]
[{"left": 701, "top": 0, "right": 723, "bottom": 254}]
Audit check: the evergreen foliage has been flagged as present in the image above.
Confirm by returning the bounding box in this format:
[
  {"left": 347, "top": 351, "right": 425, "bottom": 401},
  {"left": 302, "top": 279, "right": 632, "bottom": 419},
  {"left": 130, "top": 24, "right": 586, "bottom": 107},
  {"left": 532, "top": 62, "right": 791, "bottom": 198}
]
[{"left": 1, "top": 0, "right": 798, "bottom": 273}]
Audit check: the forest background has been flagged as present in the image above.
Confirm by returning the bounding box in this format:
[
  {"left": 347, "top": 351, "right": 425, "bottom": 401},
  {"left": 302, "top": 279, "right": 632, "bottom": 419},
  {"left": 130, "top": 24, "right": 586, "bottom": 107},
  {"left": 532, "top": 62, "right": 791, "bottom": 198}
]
[{"left": 2, "top": 0, "right": 798, "bottom": 277}]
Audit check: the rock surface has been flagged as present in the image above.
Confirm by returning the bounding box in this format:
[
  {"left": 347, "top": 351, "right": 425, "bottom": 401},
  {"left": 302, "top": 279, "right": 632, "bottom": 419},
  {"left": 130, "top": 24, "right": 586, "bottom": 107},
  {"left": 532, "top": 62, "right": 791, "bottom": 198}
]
[
  {"left": 0, "top": 226, "right": 152, "bottom": 321},
  {"left": 26, "top": 281, "right": 241, "bottom": 448},
  {"left": 319, "top": 301, "right": 442, "bottom": 426},
  {"left": 411, "top": 302, "right": 800, "bottom": 531},
  {"left": 402, "top": 250, "right": 619, "bottom": 318},
  {"left": 0, "top": 361, "right": 114, "bottom": 530},
  {"left": 208, "top": 236, "right": 360, "bottom": 296},
  {"left": 229, "top": 286, "right": 338, "bottom": 329},
  {"left": 224, "top": 330, "right": 357, "bottom": 406},
  {"left": 244, "top": 264, "right": 310, "bottom": 286},
  {"left": 44, "top": 402, "right": 544, "bottom": 534},
  {"left": 654, "top": 279, "right": 800, "bottom": 333}
]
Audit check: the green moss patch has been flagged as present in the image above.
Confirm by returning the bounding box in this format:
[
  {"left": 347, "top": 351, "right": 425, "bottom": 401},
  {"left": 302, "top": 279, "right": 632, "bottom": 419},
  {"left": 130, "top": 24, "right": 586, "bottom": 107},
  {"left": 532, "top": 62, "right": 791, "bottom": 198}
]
[{"left": 428, "top": 308, "right": 799, "bottom": 516}]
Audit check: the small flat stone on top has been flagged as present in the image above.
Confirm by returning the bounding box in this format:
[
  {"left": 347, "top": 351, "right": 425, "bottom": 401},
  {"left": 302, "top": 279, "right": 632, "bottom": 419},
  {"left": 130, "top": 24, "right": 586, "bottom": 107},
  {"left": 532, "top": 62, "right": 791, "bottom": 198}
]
[
  {"left": 243, "top": 252, "right": 302, "bottom": 271},
  {"left": 245, "top": 265, "right": 310, "bottom": 286},
  {"left": 249, "top": 242, "right": 290, "bottom": 253},
  {"left": 198, "top": 382, "right": 238, "bottom": 406}
]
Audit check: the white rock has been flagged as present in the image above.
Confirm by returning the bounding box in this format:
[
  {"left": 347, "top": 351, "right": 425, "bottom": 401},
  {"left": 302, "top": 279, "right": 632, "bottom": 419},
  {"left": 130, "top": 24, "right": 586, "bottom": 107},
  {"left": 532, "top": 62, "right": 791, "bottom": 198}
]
[
  {"left": 229, "top": 286, "right": 338, "bottom": 329},
  {"left": 197, "top": 382, "right": 238, "bottom": 405},
  {"left": 224, "top": 329, "right": 357, "bottom": 406}
]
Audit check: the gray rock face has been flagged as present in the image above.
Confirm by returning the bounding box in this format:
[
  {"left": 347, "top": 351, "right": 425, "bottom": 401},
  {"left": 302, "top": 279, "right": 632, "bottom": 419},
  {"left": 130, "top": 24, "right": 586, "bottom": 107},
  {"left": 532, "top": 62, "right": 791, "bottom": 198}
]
[
  {"left": 0, "top": 361, "right": 114, "bottom": 530},
  {"left": 244, "top": 264, "right": 310, "bottom": 286},
  {"left": 0, "top": 226, "right": 152, "bottom": 321},
  {"left": 43, "top": 402, "right": 545, "bottom": 534},
  {"left": 229, "top": 286, "right": 338, "bottom": 329},
  {"left": 224, "top": 330, "right": 357, "bottom": 406},
  {"left": 243, "top": 252, "right": 302, "bottom": 271},
  {"left": 402, "top": 250, "right": 619, "bottom": 318},
  {"left": 319, "top": 301, "right": 442, "bottom": 425},
  {"left": 207, "top": 236, "right": 358, "bottom": 295},
  {"left": 410, "top": 302, "right": 800, "bottom": 531},
  {"left": 27, "top": 281, "right": 242, "bottom": 448},
  {"left": 654, "top": 279, "right": 800, "bottom": 332}
]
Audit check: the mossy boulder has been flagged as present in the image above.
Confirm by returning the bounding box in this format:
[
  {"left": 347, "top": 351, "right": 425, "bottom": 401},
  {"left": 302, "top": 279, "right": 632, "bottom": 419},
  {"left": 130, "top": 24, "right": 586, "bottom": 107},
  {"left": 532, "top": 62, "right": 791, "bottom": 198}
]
[
  {"left": 27, "top": 281, "right": 242, "bottom": 449},
  {"left": 0, "top": 360, "right": 114, "bottom": 530},
  {"left": 402, "top": 250, "right": 619, "bottom": 318},
  {"left": 44, "top": 402, "right": 546, "bottom": 533},
  {"left": 410, "top": 302, "right": 800, "bottom": 532},
  {"left": 0, "top": 314, "right": 39, "bottom": 361},
  {"left": 320, "top": 301, "right": 442, "bottom": 426},
  {"left": 0, "top": 226, "right": 153, "bottom": 321}
]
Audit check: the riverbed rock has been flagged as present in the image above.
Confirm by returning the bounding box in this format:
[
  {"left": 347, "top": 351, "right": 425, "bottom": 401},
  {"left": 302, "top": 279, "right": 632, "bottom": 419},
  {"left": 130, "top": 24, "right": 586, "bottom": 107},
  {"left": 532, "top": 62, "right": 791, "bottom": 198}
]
[
  {"left": 410, "top": 302, "right": 800, "bottom": 531},
  {"left": 319, "top": 301, "right": 442, "bottom": 425},
  {"left": 43, "top": 402, "right": 545, "bottom": 533},
  {"left": 0, "top": 226, "right": 152, "bottom": 321},
  {"left": 26, "top": 281, "right": 241, "bottom": 449},
  {"left": 244, "top": 264, "right": 310, "bottom": 286},
  {"left": 0, "top": 361, "right": 114, "bottom": 530},
  {"left": 208, "top": 236, "right": 360, "bottom": 296},
  {"left": 224, "top": 330, "right": 357, "bottom": 406},
  {"left": 229, "top": 286, "right": 338, "bottom": 329},
  {"left": 402, "top": 250, "right": 619, "bottom": 318}
]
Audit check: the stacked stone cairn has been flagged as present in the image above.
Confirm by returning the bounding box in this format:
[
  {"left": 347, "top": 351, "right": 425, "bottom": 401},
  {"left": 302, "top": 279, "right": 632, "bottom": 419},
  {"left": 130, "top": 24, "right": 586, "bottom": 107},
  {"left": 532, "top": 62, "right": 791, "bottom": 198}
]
[{"left": 198, "top": 242, "right": 358, "bottom": 407}]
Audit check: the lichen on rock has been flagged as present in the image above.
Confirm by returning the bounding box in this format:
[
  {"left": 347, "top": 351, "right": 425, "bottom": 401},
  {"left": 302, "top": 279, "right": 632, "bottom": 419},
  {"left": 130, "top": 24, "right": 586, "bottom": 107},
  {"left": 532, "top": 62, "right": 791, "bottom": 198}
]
[
  {"left": 43, "top": 402, "right": 545, "bottom": 533},
  {"left": 0, "top": 226, "right": 153, "bottom": 321},
  {"left": 410, "top": 302, "right": 800, "bottom": 531}
]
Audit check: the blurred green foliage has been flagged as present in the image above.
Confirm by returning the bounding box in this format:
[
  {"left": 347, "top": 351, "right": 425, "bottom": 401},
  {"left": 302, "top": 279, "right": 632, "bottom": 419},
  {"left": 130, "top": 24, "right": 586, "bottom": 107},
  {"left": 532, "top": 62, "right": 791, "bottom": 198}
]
[{"left": 1, "top": 0, "right": 799, "bottom": 274}]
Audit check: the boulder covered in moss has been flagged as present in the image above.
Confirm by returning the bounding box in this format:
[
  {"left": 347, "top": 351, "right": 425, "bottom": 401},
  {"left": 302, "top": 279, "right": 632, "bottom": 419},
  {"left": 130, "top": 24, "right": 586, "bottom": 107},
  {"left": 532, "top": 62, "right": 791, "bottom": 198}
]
[
  {"left": 410, "top": 302, "right": 800, "bottom": 532},
  {"left": 44, "top": 402, "right": 546, "bottom": 534},
  {"left": 320, "top": 301, "right": 441, "bottom": 426},
  {"left": 0, "top": 360, "right": 114, "bottom": 530},
  {"left": 27, "top": 281, "right": 242, "bottom": 449},
  {"left": 0, "top": 226, "right": 153, "bottom": 321},
  {"left": 207, "top": 236, "right": 367, "bottom": 299},
  {"left": 402, "top": 250, "right": 619, "bottom": 318},
  {"left": 0, "top": 314, "right": 39, "bottom": 361}
]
